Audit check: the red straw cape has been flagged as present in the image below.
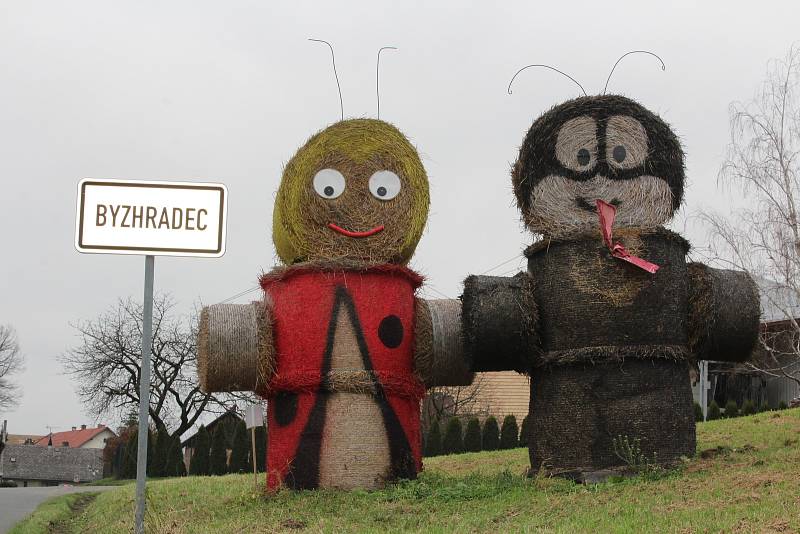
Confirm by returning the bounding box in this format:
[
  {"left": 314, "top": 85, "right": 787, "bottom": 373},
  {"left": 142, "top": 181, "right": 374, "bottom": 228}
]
[{"left": 259, "top": 263, "right": 425, "bottom": 490}]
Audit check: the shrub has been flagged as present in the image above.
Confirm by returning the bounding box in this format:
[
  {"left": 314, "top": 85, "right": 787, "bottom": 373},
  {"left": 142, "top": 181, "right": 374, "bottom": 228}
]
[
  {"left": 707, "top": 401, "right": 721, "bottom": 421},
  {"left": 209, "top": 425, "right": 228, "bottom": 475},
  {"left": 482, "top": 416, "right": 500, "bottom": 451},
  {"left": 442, "top": 418, "right": 464, "bottom": 455},
  {"left": 463, "top": 418, "right": 482, "bottom": 452},
  {"left": 741, "top": 399, "right": 757, "bottom": 416},
  {"left": 424, "top": 420, "right": 442, "bottom": 457},
  {"left": 254, "top": 426, "right": 267, "bottom": 472},
  {"left": 189, "top": 425, "right": 210, "bottom": 476},
  {"left": 778, "top": 401, "right": 788, "bottom": 410},
  {"left": 500, "top": 415, "right": 519, "bottom": 450},
  {"left": 519, "top": 415, "right": 531, "bottom": 447},
  {"left": 760, "top": 402, "right": 771, "bottom": 412},
  {"left": 724, "top": 400, "right": 739, "bottom": 418},
  {"left": 693, "top": 402, "right": 703, "bottom": 422},
  {"left": 0, "top": 480, "right": 18, "bottom": 487},
  {"left": 229, "top": 421, "right": 251, "bottom": 474}
]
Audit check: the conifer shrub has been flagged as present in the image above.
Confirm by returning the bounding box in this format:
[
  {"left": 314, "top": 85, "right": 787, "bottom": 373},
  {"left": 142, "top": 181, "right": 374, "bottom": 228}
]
[
  {"left": 482, "top": 416, "right": 500, "bottom": 451},
  {"left": 254, "top": 426, "right": 267, "bottom": 472},
  {"left": 707, "top": 400, "right": 721, "bottom": 421},
  {"left": 209, "top": 425, "right": 228, "bottom": 475},
  {"left": 463, "top": 418, "right": 482, "bottom": 453},
  {"left": 500, "top": 415, "right": 519, "bottom": 450},
  {"left": 519, "top": 415, "right": 531, "bottom": 447},
  {"left": 229, "top": 421, "right": 251, "bottom": 474},
  {"left": 693, "top": 402, "right": 703, "bottom": 422},
  {"left": 741, "top": 399, "right": 757, "bottom": 416},
  {"left": 442, "top": 418, "right": 464, "bottom": 455},
  {"left": 189, "top": 425, "right": 210, "bottom": 476},
  {"left": 778, "top": 401, "right": 788, "bottom": 410},
  {"left": 724, "top": 400, "right": 739, "bottom": 418},
  {"left": 424, "top": 420, "right": 442, "bottom": 457}
]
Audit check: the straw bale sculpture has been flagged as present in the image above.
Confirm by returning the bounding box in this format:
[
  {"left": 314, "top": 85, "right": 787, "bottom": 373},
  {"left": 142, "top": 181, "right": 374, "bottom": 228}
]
[
  {"left": 197, "top": 118, "right": 470, "bottom": 490},
  {"left": 462, "top": 73, "right": 760, "bottom": 481}
]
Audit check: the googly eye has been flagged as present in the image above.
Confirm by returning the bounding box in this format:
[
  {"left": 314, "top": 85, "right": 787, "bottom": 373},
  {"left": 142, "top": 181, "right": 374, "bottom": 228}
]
[
  {"left": 368, "top": 170, "right": 401, "bottom": 200},
  {"left": 313, "top": 168, "right": 346, "bottom": 199}
]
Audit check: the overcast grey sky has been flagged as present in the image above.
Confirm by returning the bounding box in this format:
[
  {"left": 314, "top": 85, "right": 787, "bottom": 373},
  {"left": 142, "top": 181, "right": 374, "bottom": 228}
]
[{"left": 1, "top": 1, "right": 797, "bottom": 435}]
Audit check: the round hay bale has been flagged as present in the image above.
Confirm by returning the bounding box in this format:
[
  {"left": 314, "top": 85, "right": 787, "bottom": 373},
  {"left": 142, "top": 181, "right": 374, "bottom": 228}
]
[
  {"left": 198, "top": 302, "right": 274, "bottom": 393},
  {"left": 413, "top": 298, "right": 473, "bottom": 387},
  {"left": 528, "top": 359, "right": 695, "bottom": 478},
  {"left": 461, "top": 272, "right": 539, "bottom": 373},
  {"left": 687, "top": 263, "right": 760, "bottom": 362},
  {"left": 525, "top": 228, "right": 691, "bottom": 366},
  {"left": 272, "top": 118, "right": 429, "bottom": 266}
]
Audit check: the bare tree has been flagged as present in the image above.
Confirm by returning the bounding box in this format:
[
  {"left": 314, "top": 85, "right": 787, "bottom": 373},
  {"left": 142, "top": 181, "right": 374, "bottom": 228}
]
[
  {"left": 701, "top": 45, "right": 800, "bottom": 389},
  {"left": 421, "top": 374, "right": 487, "bottom": 432},
  {"left": 0, "top": 325, "right": 24, "bottom": 411},
  {"left": 61, "top": 295, "right": 252, "bottom": 438}
]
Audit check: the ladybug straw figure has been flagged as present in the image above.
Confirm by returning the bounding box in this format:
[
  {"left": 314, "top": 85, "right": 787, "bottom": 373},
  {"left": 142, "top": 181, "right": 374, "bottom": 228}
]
[
  {"left": 461, "top": 53, "right": 761, "bottom": 482},
  {"left": 197, "top": 42, "right": 470, "bottom": 491}
]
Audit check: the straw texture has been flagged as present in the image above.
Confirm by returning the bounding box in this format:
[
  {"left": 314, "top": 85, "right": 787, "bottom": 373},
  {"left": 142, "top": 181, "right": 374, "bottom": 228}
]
[
  {"left": 413, "top": 298, "right": 473, "bottom": 387},
  {"left": 198, "top": 302, "right": 274, "bottom": 393}
]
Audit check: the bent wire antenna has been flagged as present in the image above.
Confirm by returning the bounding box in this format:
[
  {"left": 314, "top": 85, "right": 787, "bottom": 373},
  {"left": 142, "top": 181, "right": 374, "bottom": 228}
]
[
  {"left": 309, "top": 38, "right": 344, "bottom": 120},
  {"left": 603, "top": 50, "right": 665, "bottom": 94},
  {"left": 377, "top": 46, "right": 398, "bottom": 119},
  {"left": 508, "top": 64, "right": 587, "bottom": 97}
]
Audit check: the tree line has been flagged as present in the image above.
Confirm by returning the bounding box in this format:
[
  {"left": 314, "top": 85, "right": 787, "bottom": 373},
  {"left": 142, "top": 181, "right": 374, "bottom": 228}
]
[{"left": 424, "top": 414, "right": 530, "bottom": 457}]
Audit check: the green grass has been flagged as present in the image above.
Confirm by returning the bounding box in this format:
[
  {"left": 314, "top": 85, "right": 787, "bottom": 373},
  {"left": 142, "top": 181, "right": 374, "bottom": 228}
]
[
  {"left": 82, "top": 477, "right": 134, "bottom": 487},
  {"left": 15, "top": 409, "right": 800, "bottom": 533},
  {"left": 9, "top": 492, "right": 98, "bottom": 534}
]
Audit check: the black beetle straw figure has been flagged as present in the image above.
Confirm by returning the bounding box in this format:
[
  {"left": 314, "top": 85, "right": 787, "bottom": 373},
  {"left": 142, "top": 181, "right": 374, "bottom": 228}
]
[{"left": 461, "top": 54, "right": 760, "bottom": 482}]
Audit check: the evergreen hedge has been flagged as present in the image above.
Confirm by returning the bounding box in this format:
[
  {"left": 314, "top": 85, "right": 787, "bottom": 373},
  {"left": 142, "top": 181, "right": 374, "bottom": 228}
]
[
  {"left": 442, "top": 418, "right": 464, "bottom": 455},
  {"left": 189, "top": 425, "right": 210, "bottom": 476},
  {"left": 707, "top": 400, "right": 721, "bottom": 421},
  {"left": 463, "top": 418, "right": 482, "bottom": 452},
  {"left": 209, "top": 425, "right": 228, "bottom": 475},
  {"left": 424, "top": 420, "right": 442, "bottom": 457},
  {"left": 500, "top": 415, "right": 519, "bottom": 450},
  {"left": 482, "top": 416, "right": 500, "bottom": 451}
]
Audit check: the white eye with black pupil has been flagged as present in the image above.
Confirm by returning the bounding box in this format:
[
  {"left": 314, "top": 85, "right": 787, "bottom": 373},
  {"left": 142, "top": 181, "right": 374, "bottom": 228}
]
[
  {"left": 312, "top": 168, "right": 346, "bottom": 199},
  {"left": 368, "top": 170, "right": 401, "bottom": 200}
]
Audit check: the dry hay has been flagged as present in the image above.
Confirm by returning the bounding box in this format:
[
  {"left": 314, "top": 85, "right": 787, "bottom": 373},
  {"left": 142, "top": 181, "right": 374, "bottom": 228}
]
[
  {"left": 197, "top": 302, "right": 274, "bottom": 393},
  {"left": 273, "top": 118, "right": 429, "bottom": 266},
  {"left": 461, "top": 272, "right": 540, "bottom": 373},
  {"left": 687, "top": 262, "right": 761, "bottom": 362},
  {"left": 525, "top": 227, "right": 691, "bottom": 366},
  {"left": 413, "top": 298, "right": 473, "bottom": 387},
  {"left": 511, "top": 94, "right": 685, "bottom": 239}
]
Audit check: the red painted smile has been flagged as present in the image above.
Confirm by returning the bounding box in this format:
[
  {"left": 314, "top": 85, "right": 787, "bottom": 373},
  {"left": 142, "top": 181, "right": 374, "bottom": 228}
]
[{"left": 327, "top": 223, "right": 385, "bottom": 238}]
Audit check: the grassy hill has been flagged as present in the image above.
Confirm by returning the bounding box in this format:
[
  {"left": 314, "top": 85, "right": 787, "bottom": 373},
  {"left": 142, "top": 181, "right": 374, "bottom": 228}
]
[{"left": 12, "top": 408, "right": 800, "bottom": 533}]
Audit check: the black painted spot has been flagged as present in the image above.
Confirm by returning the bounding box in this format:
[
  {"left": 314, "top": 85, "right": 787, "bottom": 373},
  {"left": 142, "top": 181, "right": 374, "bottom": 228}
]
[
  {"left": 576, "top": 148, "right": 591, "bottom": 166},
  {"left": 274, "top": 392, "right": 298, "bottom": 426},
  {"left": 613, "top": 145, "right": 627, "bottom": 163},
  {"left": 378, "top": 315, "right": 404, "bottom": 348}
]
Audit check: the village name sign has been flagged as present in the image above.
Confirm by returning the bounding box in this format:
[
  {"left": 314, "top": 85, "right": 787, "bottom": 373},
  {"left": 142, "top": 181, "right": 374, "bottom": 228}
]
[{"left": 75, "top": 179, "right": 227, "bottom": 257}]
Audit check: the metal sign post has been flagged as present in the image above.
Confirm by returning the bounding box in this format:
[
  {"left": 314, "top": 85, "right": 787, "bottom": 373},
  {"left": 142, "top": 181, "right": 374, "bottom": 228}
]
[
  {"left": 245, "top": 404, "right": 264, "bottom": 490},
  {"left": 134, "top": 255, "right": 155, "bottom": 534},
  {"left": 75, "top": 178, "right": 227, "bottom": 534}
]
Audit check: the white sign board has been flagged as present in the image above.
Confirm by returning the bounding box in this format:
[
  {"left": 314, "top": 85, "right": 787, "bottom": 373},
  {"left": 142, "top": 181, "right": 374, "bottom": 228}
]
[
  {"left": 245, "top": 404, "right": 264, "bottom": 429},
  {"left": 75, "top": 179, "right": 227, "bottom": 257}
]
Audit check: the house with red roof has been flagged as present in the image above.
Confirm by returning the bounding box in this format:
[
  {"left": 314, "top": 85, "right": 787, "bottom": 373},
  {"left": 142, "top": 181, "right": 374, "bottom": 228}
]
[{"left": 34, "top": 424, "right": 116, "bottom": 449}]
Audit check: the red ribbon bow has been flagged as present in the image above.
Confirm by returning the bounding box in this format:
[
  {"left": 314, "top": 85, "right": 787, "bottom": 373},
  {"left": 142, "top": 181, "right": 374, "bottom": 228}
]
[{"left": 595, "top": 199, "right": 659, "bottom": 274}]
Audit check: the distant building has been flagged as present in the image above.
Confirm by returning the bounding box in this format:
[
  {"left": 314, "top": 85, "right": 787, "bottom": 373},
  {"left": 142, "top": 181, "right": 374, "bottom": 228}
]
[
  {"left": 6, "top": 434, "right": 45, "bottom": 446},
  {"left": 180, "top": 411, "right": 243, "bottom": 471},
  {"left": 34, "top": 425, "right": 116, "bottom": 449},
  {"left": 0, "top": 444, "right": 104, "bottom": 487}
]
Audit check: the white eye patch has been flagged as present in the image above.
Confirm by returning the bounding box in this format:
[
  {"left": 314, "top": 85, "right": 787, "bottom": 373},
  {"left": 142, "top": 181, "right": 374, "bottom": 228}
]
[
  {"left": 368, "top": 170, "right": 401, "bottom": 200},
  {"left": 313, "top": 168, "right": 346, "bottom": 199}
]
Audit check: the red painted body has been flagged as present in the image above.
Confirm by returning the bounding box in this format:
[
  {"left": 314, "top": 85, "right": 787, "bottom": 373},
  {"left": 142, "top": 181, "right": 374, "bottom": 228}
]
[{"left": 259, "top": 265, "right": 425, "bottom": 490}]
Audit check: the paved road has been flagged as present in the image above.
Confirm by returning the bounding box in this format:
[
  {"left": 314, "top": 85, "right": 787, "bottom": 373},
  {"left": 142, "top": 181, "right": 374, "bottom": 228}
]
[{"left": 0, "top": 485, "right": 118, "bottom": 533}]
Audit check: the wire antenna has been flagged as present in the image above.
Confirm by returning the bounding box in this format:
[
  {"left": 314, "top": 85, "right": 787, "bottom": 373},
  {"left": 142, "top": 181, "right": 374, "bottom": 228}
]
[
  {"left": 308, "top": 38, "right": 344, "bottom": 120},
  {"left": 603, "top": 50, "right": 666, "bottom": 94},
  {"left": 376, "top": 46, "right": 398, "bottom": 119},
  {"left": 508, "top": 64, "right": 587, "bottom": 97}
]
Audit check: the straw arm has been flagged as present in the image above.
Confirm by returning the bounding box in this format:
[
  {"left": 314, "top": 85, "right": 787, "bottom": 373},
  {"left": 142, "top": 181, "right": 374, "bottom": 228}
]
[
  {"left": 413, "top": 298, "right": 473, "bottom": 387},
  {"left": 461, "top": 272, "right": 540, "bottom": 373},
  {"left": 198, "top": 301, "right": 275, "bottom": 393},
  {"left": 686, "top": 262, "right": 760, "bottom": 363}
]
